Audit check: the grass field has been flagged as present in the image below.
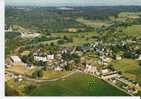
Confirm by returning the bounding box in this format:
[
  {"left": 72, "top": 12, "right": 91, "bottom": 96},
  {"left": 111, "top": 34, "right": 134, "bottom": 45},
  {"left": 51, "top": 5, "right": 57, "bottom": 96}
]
[
  {"left": 76, "top": 18, "right": 109, "bottom": 28},
  {"left": 28, "top": 73, "right": 128, "bottom": 96},
  {"left": 111, "top": 59, "right": 141, "bottom": 83},
  {"left": 124, "top": 25, "right": 141, "bottom": 37},
  {"left": 53, "top": 32, "right": 97, "bottom": 47},
  {"left": 118, "top": 12, "right": 141, "bottom": 19},
  {"left": 42, "top": 70, "right": 72, "bottom": 80},
  {"left": 5, "top": 32, "right": 21, "bottom": 40}
]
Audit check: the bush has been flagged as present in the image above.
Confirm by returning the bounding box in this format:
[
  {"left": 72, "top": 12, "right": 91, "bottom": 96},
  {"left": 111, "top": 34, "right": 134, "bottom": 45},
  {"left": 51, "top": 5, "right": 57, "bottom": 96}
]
[{"left": 24, "top": 84, "right": 36, "bottom": 94}]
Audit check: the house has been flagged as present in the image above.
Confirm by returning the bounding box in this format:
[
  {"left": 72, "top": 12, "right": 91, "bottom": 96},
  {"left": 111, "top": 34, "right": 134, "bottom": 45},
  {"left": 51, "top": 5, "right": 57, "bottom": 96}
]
[
  {"left": 47, "top": 54, "right": 54, "bottom": 60},
  {"left": 56, "top": 54, "right": 62, "bottom": 59},
  {"left": 117, "top": 77, "right": 134, "bottom": 86},
  {"left": 61, "top": 49, "right": 68, "bottom": 54},
  {"left": 137, "top": 55, "right": 141, "bottom": 60},
  {"left": 68, "top": 28, "right": 77, "bottom": 33},
  {"left": 54, "top": 67, "right": 63, "bottom": 71},
  {"left": 10, "top": 56, "right": 22, "bottom": 64},
  {"left": 34, "top": 56, "right": 47, "bottom": 62},
  {"left": 84, "top": 64, "right": 98, "bottom": 74},
  {"left": 101, "top": 69, "right": 109, "bottom": 74},
  {"left": 102, "top": 73, "right": 120, "bottom": 80},
  {"left": 116, "top": 55, "right": 122, "bottom": 60},
  {"left": 128, "top": 88, "right": 138, "bottom": 94},
  {"left": 84, "top": 64, "right": 92, "bottom": 73},
  {"left": 100, "top": 56, "right": 112, "bottom": 63},
  {"left": 5, "top": 64, "right": 11, "bottom": 68}
]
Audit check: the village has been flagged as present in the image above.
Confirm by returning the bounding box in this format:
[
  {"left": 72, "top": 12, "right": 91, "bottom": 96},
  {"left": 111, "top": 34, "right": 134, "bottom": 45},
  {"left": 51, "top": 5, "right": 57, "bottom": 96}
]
[
  {"left": 5, "top": 4, "right": 141, "bottom": 96},
  {"left": 5, "top": 40, "right": 141, "bottom": 96}
]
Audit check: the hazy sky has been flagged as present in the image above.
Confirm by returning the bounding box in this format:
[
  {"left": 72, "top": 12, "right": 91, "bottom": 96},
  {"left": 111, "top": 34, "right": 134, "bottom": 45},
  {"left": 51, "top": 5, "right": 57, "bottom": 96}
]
[{"left": 5, "top": 0, "right": 141, "bottom": 6}]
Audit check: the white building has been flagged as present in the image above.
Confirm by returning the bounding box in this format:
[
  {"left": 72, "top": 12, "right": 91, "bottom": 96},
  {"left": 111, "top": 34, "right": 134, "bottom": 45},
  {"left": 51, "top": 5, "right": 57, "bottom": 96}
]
[
  {"left": 47, "top": 55, "right": 54, "bottom": 60},
  {"left": 54, "top": 67, "right": 63, "bottom": 71},
  {"left": 102, "top": 73, "right": 120, "bottom": 80},
  {"left": 101, "top": 69, "right": 109, "bottom": 74},
  {"left": 84, "top": 64, "right": 98, "bottom": 74},
  {"left": 10, "top": 56, "right": 22, "bottom": 64},
  {"left": 137, "top": 55, "right": 141, "bottom": 60},
  {"left": 116, "top": 55, "right": 122, "bottom": 60},
  {"left": 34, "top": 56, "right": 47, "bottom": 62}
]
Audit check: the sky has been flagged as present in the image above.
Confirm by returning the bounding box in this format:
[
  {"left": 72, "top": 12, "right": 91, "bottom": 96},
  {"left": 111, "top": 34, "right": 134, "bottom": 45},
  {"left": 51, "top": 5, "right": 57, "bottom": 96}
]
[{"left": 5, "top": 0, "right": 141, "bottom": 6}]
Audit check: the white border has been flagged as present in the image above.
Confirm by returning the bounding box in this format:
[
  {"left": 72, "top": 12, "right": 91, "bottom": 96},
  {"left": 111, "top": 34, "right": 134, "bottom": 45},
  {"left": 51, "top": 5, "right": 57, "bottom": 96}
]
[
  {"left": 1, "top": 0, "right": 141, "bottom": 99},
  {"left": 3, "top": 97, "right": 141, "bottom": 99},
  {"left": 0, "top": 0, "right": 5, "bottom": 98}
]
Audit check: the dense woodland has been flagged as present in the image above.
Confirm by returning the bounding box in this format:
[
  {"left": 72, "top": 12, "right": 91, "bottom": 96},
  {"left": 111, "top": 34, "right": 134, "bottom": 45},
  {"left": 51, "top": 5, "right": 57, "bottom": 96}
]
[{"left": 5, "top": 6, "right": 141, "bottom": 33}]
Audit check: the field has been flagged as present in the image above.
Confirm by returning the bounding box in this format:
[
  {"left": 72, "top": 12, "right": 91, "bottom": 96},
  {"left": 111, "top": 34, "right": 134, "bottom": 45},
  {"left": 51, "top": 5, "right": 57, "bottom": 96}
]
[
  {"left": 5, "top": 32, "right": 21, "bottom": 40},
  {"left": 76, "top": 18, "right": 109, "bottom": 28},
  {"left": 124, "top": 25, "right": 141, "bottom": 37},
  {"left": 53, "top": 32, "right": 97, "bottom": 47},
  {"left": 28, "top": 73, "right": 128, "bottom": 96},
  {"left": 111, "top": 59, "right": 141, "bottom": 83},
  {"left": 118, "top": 12, "right": 141, "bottom": 19}
]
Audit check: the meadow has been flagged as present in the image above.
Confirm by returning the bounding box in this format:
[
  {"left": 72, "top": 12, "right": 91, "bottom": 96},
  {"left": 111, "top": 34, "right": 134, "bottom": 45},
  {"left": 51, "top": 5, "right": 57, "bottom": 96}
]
[
  {"left": 124, "top": 25, "right": 141, "bottom": 37},
  {"left": 111, "top": 59, "right": 141, "bottom": 83},
  {"left": 28, "top": 73, "right": 128, "bottom": 96}
]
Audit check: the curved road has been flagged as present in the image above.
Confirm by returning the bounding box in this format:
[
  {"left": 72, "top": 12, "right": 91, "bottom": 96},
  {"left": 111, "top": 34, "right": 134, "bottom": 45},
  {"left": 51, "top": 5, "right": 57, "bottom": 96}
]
[{"left": 6, "top": 70, "right": 78, "bottom": 83}]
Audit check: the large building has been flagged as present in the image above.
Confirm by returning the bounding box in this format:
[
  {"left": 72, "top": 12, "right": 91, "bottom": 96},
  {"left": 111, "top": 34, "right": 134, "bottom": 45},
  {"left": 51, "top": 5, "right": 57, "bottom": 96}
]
[{"left": 10, "top": 56, "right": 22, "bottom": 64}]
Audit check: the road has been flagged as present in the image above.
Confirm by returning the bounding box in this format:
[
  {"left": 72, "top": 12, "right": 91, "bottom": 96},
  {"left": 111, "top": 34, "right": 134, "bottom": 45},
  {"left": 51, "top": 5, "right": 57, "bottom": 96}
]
[{"left": 6, "top": 70, "right": 78, "bottom": 83}]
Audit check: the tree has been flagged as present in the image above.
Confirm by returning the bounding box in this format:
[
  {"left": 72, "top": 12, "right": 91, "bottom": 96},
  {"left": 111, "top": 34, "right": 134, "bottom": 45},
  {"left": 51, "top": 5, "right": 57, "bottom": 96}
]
[
  {"left": 139, "top": 61, "right": 141, "bottom": 66},
  {"left": 57, "top": 39, "right": 65, "bottom": 44},
  {"left": 32, "top": 70, "right": 43, "bottom": 78},
  {"left": 24, "top": 84, "right": 36, "bottom": 94},
  {"left": 64, "top": 64, "right": 73, "bottom": 71}
]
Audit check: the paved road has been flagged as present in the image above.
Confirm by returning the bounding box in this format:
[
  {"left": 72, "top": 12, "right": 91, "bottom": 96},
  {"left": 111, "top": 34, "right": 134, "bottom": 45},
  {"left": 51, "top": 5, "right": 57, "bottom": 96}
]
[{"left": 6, "top": 70, "right": 78, "bottom": 83}]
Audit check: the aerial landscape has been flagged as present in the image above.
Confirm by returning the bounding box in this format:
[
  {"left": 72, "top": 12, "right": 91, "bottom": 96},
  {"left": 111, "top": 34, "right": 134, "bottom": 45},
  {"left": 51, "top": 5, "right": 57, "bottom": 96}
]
[{"left": 5, "top": 0, "right": 141, "bottom": 96}]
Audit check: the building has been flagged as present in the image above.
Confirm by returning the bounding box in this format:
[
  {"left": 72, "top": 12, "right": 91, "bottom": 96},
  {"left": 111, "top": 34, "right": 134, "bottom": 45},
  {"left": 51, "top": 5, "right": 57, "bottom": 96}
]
[
  {"left": 54, "top": 67, "right": 63, "bottom": 71},
  {"left": 10, "top": 56, "right": 22, "bottom": 64},
  {"left": 68, "top": 28, "right": 77, "bottom": 33},
  {"left": 47, "top": 54, "right": 54, "bottom": 60},
  {"left": 116, "top": 55, "right": 122, "bottom": 60},
  {"left": 34, "top": 56, "right": 47, "bottom": 62},
  {"left": 102, "top": 73, "right": 120, "bottom": 80},
  {"left": 101, "top": 69, "right": 109, "bottom": 74},
  {"left": 84, "top": 64, "right": 98, "bottom": 74},
  {"left": 137, "top": 55, "right": 141, "bottom": 60}
]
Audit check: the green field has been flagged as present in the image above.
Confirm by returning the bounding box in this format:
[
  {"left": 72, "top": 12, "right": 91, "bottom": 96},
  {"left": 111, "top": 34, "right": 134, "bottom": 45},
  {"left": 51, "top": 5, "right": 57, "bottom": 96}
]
[
  {"left": 76, "top": 18, "right": 109, "bottom": 28},
  {"left": 53, "top": 32, "right": 97, "bottom": 47},
  {"left": 28, "top": 73, "right": 128, "bottom": 96},
  {"left": 118, "top": 12, "right": 141, "bottom": 19},
  {"left": 5, "top": 32, "right": 21, "bottom": 40},
  {"left": 124, "top": 25, "right": 141, "bottom": 37},
  {"left": 111, "top": 59, "right": 141, "bottom": 83}
]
